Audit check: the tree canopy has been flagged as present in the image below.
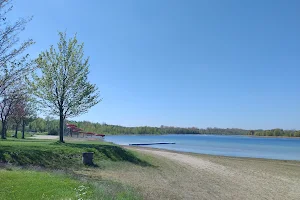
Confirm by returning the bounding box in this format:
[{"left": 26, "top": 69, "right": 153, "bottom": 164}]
[{"left": 30, "top": 32, "right": 100, "bottom": 142}]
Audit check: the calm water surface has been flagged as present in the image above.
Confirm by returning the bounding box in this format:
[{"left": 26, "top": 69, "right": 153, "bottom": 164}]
[{"left": 104, "top": 134, "right": 300, "bottom": 161}]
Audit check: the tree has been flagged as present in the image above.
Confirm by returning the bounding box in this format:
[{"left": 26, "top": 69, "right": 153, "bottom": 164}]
[
  {"left": 11, "top": 95, "right": 36, "bottom": 139},
  {"left": 30, "top": 32, "right": 101, "bottom": 142},
  {"left": 0, "top": 93, "right": 13, "bottom": 138},
  {"left": 0, "top": 86, "right": 25, "bottom": 139},
  {"left": 0, "top": 0, "right": 34, "bottom": 96},
  {"left": 10, "top": 100, "right": 25, "bottom": 138},
  {"left": 28, "top": 117, "right": 46, "bottom": 133},
  {"left": 0, "top": 0, "right": 34, "bottom": 139},
  {"left": 45, "top": 116, "right": 59, "bottom": 135}
]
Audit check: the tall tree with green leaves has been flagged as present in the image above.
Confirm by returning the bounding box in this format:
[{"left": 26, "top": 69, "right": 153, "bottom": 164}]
[{"left": 30, "top": 32, "right": 101, "bottom": 142}]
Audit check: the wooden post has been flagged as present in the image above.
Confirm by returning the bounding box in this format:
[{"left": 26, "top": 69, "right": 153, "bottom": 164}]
[{"left": 82, "top": 152, "right": 94, "bottom": 165}]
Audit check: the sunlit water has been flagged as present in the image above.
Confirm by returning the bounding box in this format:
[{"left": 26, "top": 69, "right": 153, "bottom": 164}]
[{"left": 104, "top": 134, "right": 300, "bottom": 161}]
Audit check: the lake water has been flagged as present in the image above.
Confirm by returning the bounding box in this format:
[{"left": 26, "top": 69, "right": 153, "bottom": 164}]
[{"left": 104, "top": 134, "right": 300, "bottom": 161}]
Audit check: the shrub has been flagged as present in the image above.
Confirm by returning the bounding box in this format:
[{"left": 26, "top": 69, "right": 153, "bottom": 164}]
[{"left": 48, "top": 129, "right": 59, "bottom": 135}]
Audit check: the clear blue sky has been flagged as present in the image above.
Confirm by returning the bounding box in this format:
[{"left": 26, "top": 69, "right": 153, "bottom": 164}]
[{"left": 11, "top": 0, "right": 300, "bottom": 129}]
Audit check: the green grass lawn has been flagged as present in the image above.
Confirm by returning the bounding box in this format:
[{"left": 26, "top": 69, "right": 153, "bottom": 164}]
[
  {"left": 5, "top": 130, "right": 44, "bottom": 138},
  {"left": 0, "top": 168, "right": 141, "bottom": 200},
  {"left": 0, "top": 138, "right": 146, "bottom": 199},
  {"left": 0, "top": 169, "right": 92, "bottom": 200}
]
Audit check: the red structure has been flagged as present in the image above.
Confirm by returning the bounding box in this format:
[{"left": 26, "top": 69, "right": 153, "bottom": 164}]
[
  {"left": 66, "top": 124, "right": 105, "bottom": 138},
  {"left": 85, "top": 132, "right": 94, "bottom": 137}
]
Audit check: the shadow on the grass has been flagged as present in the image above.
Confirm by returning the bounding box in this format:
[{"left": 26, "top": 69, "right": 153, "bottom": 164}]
[{"left": 63, "top": 143, "right": 152, "bottom": 167}]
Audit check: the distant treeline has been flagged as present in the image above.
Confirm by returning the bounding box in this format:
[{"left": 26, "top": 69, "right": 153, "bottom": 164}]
[
  {"left": 27, "top": 118, "right": 249, "bottom": 135},
  {"left": 26, "top": 117, "right": 300, "bottom": 137},
  {"left": 249, "top": 129, "right": 300, "bottom": 137},
  {"left": 71, "top": 122, "right": 250, "bottom": 135}
]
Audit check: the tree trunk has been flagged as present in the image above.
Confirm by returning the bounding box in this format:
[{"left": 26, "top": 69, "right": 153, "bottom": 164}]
[
  {"left": 4, "top": 125, "right": 7, "bottom": 138},
  {"left": 22, "top": 120, "right": 25, "bottom": 139},
  {"left": 1, "top": 120, "right": 6, "bottom": 139},
  {"left": 15, "top": 123, "right": 19, "bottom": 138},
  {"left": 59, "top": 110, "right": 64, "bottom": 143}
]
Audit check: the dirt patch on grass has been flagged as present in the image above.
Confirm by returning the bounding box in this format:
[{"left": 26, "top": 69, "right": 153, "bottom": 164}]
[
  {"left": 77, "top": 147, "right": 300, "bottom": 200},
  {"left": 29, "top": 135, "right": 58, "bottom": 140}
]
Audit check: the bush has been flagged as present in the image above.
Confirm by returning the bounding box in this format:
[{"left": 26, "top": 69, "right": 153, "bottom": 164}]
[{"left": 48, "top": 129, "right": 58, "bottom": 135}]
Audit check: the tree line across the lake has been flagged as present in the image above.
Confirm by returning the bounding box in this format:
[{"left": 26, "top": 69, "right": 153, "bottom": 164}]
[
  {"left": 248, "top": 129, "right": 300, "bottom": 137},
  {"left": 28, "top": 118, "right": 249, "bottom": 135},
  {"left": 22, "top": 117, "right": 300, "bottom": 137}
]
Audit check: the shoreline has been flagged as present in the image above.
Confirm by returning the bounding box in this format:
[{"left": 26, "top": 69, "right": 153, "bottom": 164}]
[
  {"left": 240, "top": 135, "right": 300, "bottom": 139},
  {"left": 124, "top": 145, "right": 300, "bottom": 163},
  {"left": 105, "top": 133, "right": 300, "bottom": 139}
]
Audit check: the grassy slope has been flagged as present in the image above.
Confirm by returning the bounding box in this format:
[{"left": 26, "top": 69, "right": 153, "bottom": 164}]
[
  {"left": 0, "top": 139, "right": 149, "bottom": 168},
  {"left": 0, "top": 138, "right": 148, "bottom": 200}
]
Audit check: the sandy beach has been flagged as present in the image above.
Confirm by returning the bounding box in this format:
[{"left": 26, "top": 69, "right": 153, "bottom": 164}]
[{"left": 79, "top": 146, "right": 300, "bottom": 200}]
